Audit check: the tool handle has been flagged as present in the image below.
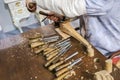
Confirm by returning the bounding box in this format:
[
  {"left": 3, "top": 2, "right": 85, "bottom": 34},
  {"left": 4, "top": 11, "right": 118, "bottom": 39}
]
[
  {"left": 55, "top": 62, "right": 71, "bottom": 71},
  {"left": 44, "top": 48, "right": 52, "bottom": 52},
  {"left": 30, "top": 41, "right": 44, "bottom": 48},
  {"left": 46, "top": 49, "right": 58, "bottom": 57},
  {"left": 29, "top": 38, "right": 41, "bottom": 44},
  {"left": 56, "top": 67, "right": 70, "bottom": 77},
  {"left": 54, "top": 71, "right": 70, "bottom": 80},
  {"left": 45, "top": 55, "right": 58, "bottom": 67},
  {"left": 43, "top": 48, "right": 55, "bottom": 55},
  {"left": 34, "top": 48, "right": 43, "bottom": 54},
  {"left": 39, "top": 11, "right": 49, "bottom": 16},
  {"left": 48, "top": 61, "right": 64, "bottom": 71},
  {"left": 46, "top": 51, "right": 58, "bottom": 60}
]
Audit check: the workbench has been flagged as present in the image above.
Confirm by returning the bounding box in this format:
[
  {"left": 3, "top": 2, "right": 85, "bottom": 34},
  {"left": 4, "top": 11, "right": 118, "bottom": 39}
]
[{"left": 0, "top": 24, "right": 120, "bottom": 80}]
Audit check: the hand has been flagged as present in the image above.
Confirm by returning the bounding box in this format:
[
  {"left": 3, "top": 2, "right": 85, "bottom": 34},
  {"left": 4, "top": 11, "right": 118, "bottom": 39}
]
[
  {"left": 47, "top": 12, "right": 60, "bottom": 22},
  {"left": 39, "top": 11, "right": 65, "bottom": 22},
  {"left": 26, "top": 0, "right": 37, "bottom": 12}
]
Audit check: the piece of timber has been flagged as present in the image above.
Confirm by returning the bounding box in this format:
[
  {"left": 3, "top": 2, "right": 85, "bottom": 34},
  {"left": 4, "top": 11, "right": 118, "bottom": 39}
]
[
  {"left": 55, "top": 28, "right": 70, "bottom": 39},
  {"left": 2, "top": 24, "right": 118, "bottom": 80},
  {"left": 60, "top": 21, "right": 94, "bottom": 57}
]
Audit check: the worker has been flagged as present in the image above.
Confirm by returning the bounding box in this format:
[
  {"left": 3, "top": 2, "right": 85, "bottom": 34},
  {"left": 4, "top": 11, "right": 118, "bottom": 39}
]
[{"left": 26, "top": 0, "right": 120, "bottom": 60}]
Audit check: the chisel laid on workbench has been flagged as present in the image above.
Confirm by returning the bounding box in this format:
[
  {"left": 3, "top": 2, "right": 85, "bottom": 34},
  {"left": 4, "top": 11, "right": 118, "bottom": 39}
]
[
  {"left": 30, "top": 41, "right": 45, "bottom": 48},
  {"left": 55, "top": 56, "right": 84, "bottom": 77},
  {"left": 54, "top": 70, "right": 72, "bottom": 80},
  {"left": 45, "top": 40, "right": 71, "bottom": 55},
  {"left": 46, "top": 42, "right": 71, "bottom": 60},
  {"left": 44, "top": 44, "right": 72, "bottom": 67},
  {"left": 48, "top": 51, "right": 79, "bottom": 71}
]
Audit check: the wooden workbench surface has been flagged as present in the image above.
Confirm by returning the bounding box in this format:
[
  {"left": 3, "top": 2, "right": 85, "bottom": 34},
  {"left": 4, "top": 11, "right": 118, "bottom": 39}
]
[{"left": 0, "top": 25, "right": 120, "bottom": 80}]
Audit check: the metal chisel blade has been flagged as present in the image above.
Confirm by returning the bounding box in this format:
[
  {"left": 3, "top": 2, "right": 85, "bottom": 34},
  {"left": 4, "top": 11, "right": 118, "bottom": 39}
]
[{"left": 65, "top": 52, "right": 79, "bottom": 61}]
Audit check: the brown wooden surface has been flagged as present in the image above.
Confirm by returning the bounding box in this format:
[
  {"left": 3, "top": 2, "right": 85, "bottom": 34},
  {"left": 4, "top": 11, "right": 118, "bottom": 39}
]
[{"left": 0, "top": 24, "right": 120, "bottom": 80}]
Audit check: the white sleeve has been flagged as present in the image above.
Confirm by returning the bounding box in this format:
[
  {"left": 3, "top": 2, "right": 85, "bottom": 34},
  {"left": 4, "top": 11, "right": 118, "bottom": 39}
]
[{"left": 36, "top": 0, "right": 86, "bottom": 18}]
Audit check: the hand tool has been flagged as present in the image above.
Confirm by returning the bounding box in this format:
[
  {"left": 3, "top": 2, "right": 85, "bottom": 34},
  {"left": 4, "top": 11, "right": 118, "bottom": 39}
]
[
  {"left": 29, "top": 38, "right": 42, "bottom": 44},
  {"left": 34, "top": 45, "right": 48, "bottom": 54},
  {"left": 55, "top": 62, "right": 83, "bottom": 80},
  {"left": 28, "top": 33, "right": 42, "bottom": 40},
  {"left": 43, "top": 47, "right": 54, "bottom": 52},
  {"left": 46, "top": 43, "right": 71, "bottom": 61},
  {"left": 54, "top": 71, "right": 71, "bottom": 80},
  {"left": 30, "top": 41, "right": 45, "bottom": 48},
  {"left": 55, "top": 38, "right": 70, "bottom": 46},
  {"left": 43, "top": 36, "right": 59, "bottom": 43},
  {"left": 55, "top": 62, "right": 72, "bottom": 72},
  {"left": 46, "top": 41, "right": 71, "bottom": 60},
  {"left": 55, "top": 41, "right": 71, "bottom": 48},
  {"left": 55, "top": 56, "right": 85, "bottom": 77},
  {"left": 45, "top": 40, "right": 71, "bottom": 57},
  {"left": 44, "top": 44, "right": 72, "bottom": 67},
  {"left": 48, "top": 38, "right": 70, "bottom": 48},
  {"left": 48, "top": 52, "right": 79, "bottom": 71},
  {"left": 46, "top": 48, "right": 59, "bottom": 58},
  {"left": 43, "top": 48, "right": 57, "bottom": 55}
]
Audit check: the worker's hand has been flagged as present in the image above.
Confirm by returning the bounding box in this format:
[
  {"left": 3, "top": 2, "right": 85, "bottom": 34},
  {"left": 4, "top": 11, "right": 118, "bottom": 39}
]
[
  {"left": 26, "top": 0, "right": 37, "bottom": 12},
  {"left": 39, "top": 11, "right": 65, "bottom": 22},
  {"left": 47, "top": 12, "right": 60, "bottom": 22}
]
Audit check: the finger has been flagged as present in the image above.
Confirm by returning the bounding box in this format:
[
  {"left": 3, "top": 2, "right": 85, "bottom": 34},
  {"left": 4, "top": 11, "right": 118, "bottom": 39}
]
[
  {"left": 49, "top": 16, "right": 56, "bottom": 20},
  {"left": 54, "top": 17, "right": 59, "bottom": 22}
]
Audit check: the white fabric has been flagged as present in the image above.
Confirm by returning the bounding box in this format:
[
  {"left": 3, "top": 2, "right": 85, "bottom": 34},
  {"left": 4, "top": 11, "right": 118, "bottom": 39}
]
[
  {"left": 0, "top": 25, "right": 2, "bottom": 31},
  {"left": 36, "top": 0, "right": 86, "bottom": 18}
]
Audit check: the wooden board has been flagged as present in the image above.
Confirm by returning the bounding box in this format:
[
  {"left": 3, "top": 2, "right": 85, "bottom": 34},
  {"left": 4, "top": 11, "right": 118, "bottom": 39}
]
[{"left": 0, "top": 24, "right": 120, "bottom": 80}]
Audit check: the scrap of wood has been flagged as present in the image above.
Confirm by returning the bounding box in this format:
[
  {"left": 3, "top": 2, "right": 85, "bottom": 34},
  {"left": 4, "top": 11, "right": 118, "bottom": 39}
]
[{"left": 55, "top": 28, "right": 70, "bottom": 39}]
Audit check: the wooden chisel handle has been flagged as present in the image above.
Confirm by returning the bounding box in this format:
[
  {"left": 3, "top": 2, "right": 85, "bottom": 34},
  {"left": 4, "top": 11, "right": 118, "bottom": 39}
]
[
  {"left": 43, "top": 48, "right": 55, "bottom": 55},
  {"left": 48, "top": 61, "right": 64, "bottom": 71},
  {"left": 45, "top": 55, "right": 58, "bottom": 67},
  {"left": 54, "top": 71, "right": 70, "bottom": 80},
  {"left": 46, "top": 49, "right": 58, "bottom": 57},
  {"left": 30, "top": 41, "right": 44, "bottom": 48},
  {"left": 56, "top": 67, "right": 71, "bottom": 77},
  {"left": 46, "top": 51, "right": 58, "bottom": 60},
  {"left": 29, "top": 38, "right": 40, "bottom": 43},
  {"left": 55, "top": 62, "right": 71, "bottom": 71},
  {"left": 43, "top": 48, "right": 51, "bottom": 52},
  {"left": 34, "top": 48, "right": 43, "bottom": 54}
]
